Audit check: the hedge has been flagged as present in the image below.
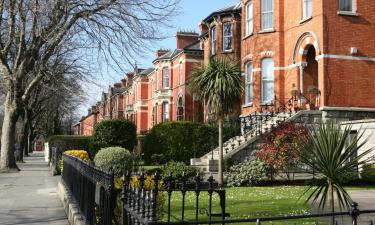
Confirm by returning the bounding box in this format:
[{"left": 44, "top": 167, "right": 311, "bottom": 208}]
[
  {"left": 47, "top": 135, "right": 91, "bottom": 156},
  {"left": 144, "top": 121, "right": 217, "bottom": 164},
  {"left": 90, "top": 119, "right": 137, "bottom": 157}
]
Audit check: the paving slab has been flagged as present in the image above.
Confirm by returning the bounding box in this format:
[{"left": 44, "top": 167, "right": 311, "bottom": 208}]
[{"left": 0, "top": 152, "right": 68, "bottom": 225}]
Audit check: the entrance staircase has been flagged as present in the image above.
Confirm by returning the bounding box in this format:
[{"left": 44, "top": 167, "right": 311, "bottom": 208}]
[{"left": 190, "top": 110, "right": 307, "bottom": 172}]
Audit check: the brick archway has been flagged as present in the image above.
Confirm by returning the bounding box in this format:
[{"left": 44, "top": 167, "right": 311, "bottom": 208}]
[{"left": 292, "top": 31, "right": 321, "bottom": 64}]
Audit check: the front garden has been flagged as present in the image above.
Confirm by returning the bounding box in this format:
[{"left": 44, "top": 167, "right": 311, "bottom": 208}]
[{"left": 49, "top": 119, "right": 375, "bottom": 225}]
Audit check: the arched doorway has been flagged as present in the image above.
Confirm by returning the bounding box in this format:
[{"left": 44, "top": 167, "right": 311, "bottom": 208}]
[{"left": 303, "top": 45, "right": 319, "bottom": 107}]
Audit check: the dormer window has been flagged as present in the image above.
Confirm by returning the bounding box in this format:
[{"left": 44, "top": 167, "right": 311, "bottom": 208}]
[
  {"left": 223, "top": 23, "right": 232, "bottom": 51},
  {"left": 211, "top": 26, "right": 217, "bottom": 55}
]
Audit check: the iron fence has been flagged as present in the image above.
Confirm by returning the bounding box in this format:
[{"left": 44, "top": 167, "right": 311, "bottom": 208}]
[
  {"left": 62, "top": 154, "right": 115, "bottom": 225},
  {"left": 122, "top": 171, "right": 375, "bottom": 225}
]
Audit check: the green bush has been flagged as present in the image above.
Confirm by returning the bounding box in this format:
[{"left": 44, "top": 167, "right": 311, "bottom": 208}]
[
  {"left": 90, "top": 119, "right": 136, "bottom": 157},
  {"left": 150, "top": 154, "right": 167, "bottom": 165},
  {"left": 160, "top": 161, "right": 198, "bottom": 182},
  {"left": 94, "top": 147, "right": 132, "bottom": 176},
  {"left": 361, "top": 164, "right": 375, "bottom": 183},
  {"left": 144, "top": 121, "right": 217, "bottom": 164},
  {"left": 225, "top": 159, "right": 267, "bottom": 187}
]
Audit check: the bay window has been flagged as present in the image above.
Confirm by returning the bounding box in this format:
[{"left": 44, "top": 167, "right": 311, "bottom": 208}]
[{"left": 162, "top": 67, "right": 169, "bottom": 89}]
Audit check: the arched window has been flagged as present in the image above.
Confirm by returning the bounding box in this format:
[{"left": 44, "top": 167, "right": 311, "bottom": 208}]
[
  {"left": 177, "top": 97, "right": 184, "bottom": 121},
  {"left": 245, "top": 62, "right": 254, "bottom": 104},
  {"left": 261, "top": 58, "right": 274, "bottom": 104}
]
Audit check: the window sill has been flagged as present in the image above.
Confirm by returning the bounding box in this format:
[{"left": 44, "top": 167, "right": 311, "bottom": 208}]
[
  {"left": 258, "top": 29, "right": 275, "bottom": 34},
  {"left": 222, "top": 50, "right": 233, "bottom": 54},
  {"left": 337, "top": 11, "right": 359, "bottom": 16},
  {"left": 242, "top": 103, "right": 253, "bottom": 108},
  {"left": 260, "top": 102, "right": 275, "bottom": 107},
  {"left": 242, "top": 33, "right": 254, "bottom": 40},
  {"left": 299, "top": 17, "right": 312, "bottom": 24}
]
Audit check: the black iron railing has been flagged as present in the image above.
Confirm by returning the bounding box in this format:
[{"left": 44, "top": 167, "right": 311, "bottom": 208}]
[
  {"left": 62, "top": 154, "right": 115, "bottom": 225},
  {"left": 122, "top": 171, "right": 375, "bottom": 225},
  {"left": 122, "top": 172, "right": 227, "bottom": 225}
]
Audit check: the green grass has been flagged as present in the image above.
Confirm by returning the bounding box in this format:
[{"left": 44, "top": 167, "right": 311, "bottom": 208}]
[{"left": 161, "top": 186, "right": 321, "bottom": 225}]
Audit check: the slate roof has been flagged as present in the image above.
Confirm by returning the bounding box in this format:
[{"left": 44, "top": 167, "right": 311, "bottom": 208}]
[
  {"left": 139, "top": 68, "right": 154, "bottom": 76},
  {"left": 203, "top": 2, "right": 241, "bottom": 23}
]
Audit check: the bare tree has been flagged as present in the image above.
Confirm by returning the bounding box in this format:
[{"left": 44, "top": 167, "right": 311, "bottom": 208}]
[{"left": 0, "top": 0, "right": 179, "bottom": 171}]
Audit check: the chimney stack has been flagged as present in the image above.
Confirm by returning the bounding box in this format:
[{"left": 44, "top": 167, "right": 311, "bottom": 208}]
[{"left": 176, "top": 31, "right": 199, "bottom": 49}]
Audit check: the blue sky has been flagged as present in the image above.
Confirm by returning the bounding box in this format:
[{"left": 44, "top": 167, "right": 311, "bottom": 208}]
[{"left": 81, "top": 0, "right": 240, "bottom": 115}]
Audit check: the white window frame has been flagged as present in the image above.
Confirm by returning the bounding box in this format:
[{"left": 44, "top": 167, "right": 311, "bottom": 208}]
[
  {"left": 261, "top": 0, "right": 274, "bottom": 31},
  {"left": 302, "top": 0, "right": 312, "bottom": 20},
  {"left": 339, "top": 0, "right": 355, "bottom": 12},
  {"left": 162, "top": 67, "right": 169, "bottom": 89},
  {"left": 245, "top": 1, "right": 254, "bottom": 36},
  {"left": 162, "top": 102, "right": 169, "bottom": 122},
  {"left": 261, "top": 58, "right": 275, "bottom": 104},
  {"left": 223, "top": 23, "right": 233, "bottom": 51},
  {"left": 245, "top": 62, "right": 254, "bottom": 105},
  {"left": 179, "top": 62, "right": 183, "bottom": 85},
  {"left": 211, "top": 26, "right": 217, "bottom": 55}
]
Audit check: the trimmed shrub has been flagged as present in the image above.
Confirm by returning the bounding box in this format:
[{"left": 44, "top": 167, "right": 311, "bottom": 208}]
[
  {"left": 361, "top": 164, "right": 375, "bottom": 183},
  {"left": 160, "top": 161, "right": 198, "bottom": 182},
  {"left": 225, "top": 159, "right": 267, "bottom": 187},
  {"left": 144, "top": 121, "right": 217, "bottom": 164},
  {"left": 90, "top": 119, "right": 136, "bottom": 157},
  {"left": 94, "top": 147, "right": 132, "bottom": 176}
]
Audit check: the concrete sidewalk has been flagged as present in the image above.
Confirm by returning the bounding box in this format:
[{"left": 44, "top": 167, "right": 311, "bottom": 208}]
[{"left": 0, "top": 152, "right": 68, "bottom": 225}]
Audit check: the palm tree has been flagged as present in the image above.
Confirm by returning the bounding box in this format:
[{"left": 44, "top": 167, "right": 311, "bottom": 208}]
[
  {"left": 300, "top": 122, "right": 372, "bottom": 225},
  {"left": 188, "top": 57, "right": 243, "bottom": 185}
]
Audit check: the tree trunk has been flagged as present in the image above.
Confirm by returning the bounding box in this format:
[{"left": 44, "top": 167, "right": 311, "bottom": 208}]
[
  {"left": 218, "top": 117, "right": 224, "bottom": 186},
  {"left": 329, "top": 180, "right": 335, "bottom": 225},
  {"left": 19, "top": 112, "right": 30, "bottom": 161},
  {"left": 0, "top": 95, "right": 20, "bottom": 172}
]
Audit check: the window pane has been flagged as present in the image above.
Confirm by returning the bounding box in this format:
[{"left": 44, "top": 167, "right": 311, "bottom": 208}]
[
  {"left": 246, "top": 2, "right": 253, "bottom": 35},
  {"left": 245, "top": 63, "right": 253, "bottom": 104},
  {"left": 224, "top": 24, "right": 232, "bottom": 36},
  {"left": 211, "top": 27, "right": 216, "bottom": 55},
  {"left": 340, "top": 0, "right": 353, "bottom": 11},
  {"left": 262, "top": 0, "right": 273, "bottom": 30},
  {"left": 179, "top": 63, "right": 182, "bottom": 84},
  {"left": 262, "top": 58, "right": 274, "bottom": 103},
  {"left": 163, "top": 67, "right": 169, "bottom": 88}
]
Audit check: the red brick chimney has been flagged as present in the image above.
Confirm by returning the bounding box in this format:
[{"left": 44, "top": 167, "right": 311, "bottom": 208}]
[
  {"left": 121, "top": 78, "right": 127, "bottom": 87},
  {"left": 176, "top": 31, "right": 199, "bottom": 49},
  {"left": 155, "top": 49, "right": 169, "bottom": 58}
]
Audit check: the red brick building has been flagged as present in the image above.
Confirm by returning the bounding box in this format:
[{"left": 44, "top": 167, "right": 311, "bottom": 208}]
[
  {"left": 239, "top": 0, "right": 375, "bottom": 120},
  {"left": 76, "top": 0, "right": 375, "bottom": 136}
]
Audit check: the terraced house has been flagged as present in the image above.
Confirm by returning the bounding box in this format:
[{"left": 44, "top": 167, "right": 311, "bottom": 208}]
[{"left": 77, "top": 0, "right": 375, "bottom": 167}]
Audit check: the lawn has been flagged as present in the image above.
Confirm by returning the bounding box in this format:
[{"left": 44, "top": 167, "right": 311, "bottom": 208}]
[{"left": 162, "top": 186, "right": 321, "bottom": 225}]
